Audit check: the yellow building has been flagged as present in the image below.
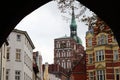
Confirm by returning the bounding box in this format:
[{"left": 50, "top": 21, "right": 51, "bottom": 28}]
[{"left": 86, "top": 18, "right": 120, "bottom": 80}]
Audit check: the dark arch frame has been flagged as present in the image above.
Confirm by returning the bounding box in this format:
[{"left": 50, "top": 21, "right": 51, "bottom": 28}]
[{"left": 0, "top": 0, "right": 119, "bottom": 47}]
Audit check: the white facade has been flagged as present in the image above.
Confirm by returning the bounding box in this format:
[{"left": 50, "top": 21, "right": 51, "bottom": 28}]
[
  {"left": 6, "top": 29, "right": 35, "bottom": 80},
  {"left": 0, "top": 43, "right": 7, "bottom": 80}
]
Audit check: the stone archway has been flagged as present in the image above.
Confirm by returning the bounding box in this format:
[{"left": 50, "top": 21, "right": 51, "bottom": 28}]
[{"left": 0, "top": 0, "right": 119, "bottom": 47}]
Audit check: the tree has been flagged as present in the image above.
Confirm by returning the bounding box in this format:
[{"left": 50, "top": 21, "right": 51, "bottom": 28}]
[
  {"left": 54, "top": 0, "right": 98, "bottom": 29},
  {"left": 54, "top": 0, "right": 87, "bottom": 22}
]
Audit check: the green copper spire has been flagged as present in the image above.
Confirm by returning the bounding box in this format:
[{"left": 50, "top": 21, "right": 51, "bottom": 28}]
[
  {"left": 70, "top": 6, "right": 77, "bottom": 38},
  {"left": 70, "top": 6, "right": 82, "bottom": 45},
  {"left": 71, "top": 6, "right": 77, "bottom": 27}
]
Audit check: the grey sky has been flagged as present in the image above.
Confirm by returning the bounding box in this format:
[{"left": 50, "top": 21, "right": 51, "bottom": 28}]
[{"left": 15, "top": 1, "right": 93, "bottom": 64}]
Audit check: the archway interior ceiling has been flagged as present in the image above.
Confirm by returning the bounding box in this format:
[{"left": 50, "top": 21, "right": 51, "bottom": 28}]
[{"left": 0, "top": 0, "right": 119, "bottom": 47}]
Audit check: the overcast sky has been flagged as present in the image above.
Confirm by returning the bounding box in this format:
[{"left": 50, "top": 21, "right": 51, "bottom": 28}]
[{"left": 15, "top": 1, "right": 93, "bottom": 64}]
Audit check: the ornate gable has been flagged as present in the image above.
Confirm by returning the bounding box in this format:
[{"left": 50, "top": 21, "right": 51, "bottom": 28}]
[{"left": 94, "top": 18, "right": 113, "bottom": 36}]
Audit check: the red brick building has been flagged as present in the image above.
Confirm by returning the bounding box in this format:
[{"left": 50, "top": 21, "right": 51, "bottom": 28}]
[
  {"left": 54, "top": 7, "right": 85, "bottom": 69},
  {"left": 70, "top": 54, "right": 86, "bottom": 80},
  {"left": 54, "top": 7, "right": 86, "bottom": 80},
  {"left": 86, "top": 18, "right": 120, "bottom": 80}
]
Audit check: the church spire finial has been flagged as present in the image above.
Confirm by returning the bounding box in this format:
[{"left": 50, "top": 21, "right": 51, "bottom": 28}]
[{"left": 72, "top": 6, "right": 75, "bottom": 21}]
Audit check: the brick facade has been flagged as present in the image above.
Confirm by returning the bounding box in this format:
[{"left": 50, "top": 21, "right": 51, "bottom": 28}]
[{"left": 86, "top": 18, "right": 120, "bottom": 80}]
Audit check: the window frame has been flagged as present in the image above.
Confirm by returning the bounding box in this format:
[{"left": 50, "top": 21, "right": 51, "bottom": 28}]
[
  {"left": 15, "top": 70, "right": 21, "bottom": 80},
  {"left": 96, "top": 70, "right": 105, "bottom": 80},
  {"left": 113, "top": 50, "right": 119, "bottom": 61},
  {"left": 89, "top": 72, "right": 94, "bottom": 80},
  {"left": 96, "top": 50, "right": 104, "bottom": 62},
  {"left": 16, "top": 34, "right": 21, "bottom": 41},
  {"left": 16, "top": 49, "right": 21, "bottom": 61}
]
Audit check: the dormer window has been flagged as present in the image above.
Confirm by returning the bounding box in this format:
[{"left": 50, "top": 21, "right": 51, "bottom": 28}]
[
  {"left": 88, "top": 37, "right": 92, "bottom": 47},
  {"left": 97, "top": 34, "right": 107, "bottom": 45},
  {"left": 17, "top": 34, "right": 21, "bottom": 41}
]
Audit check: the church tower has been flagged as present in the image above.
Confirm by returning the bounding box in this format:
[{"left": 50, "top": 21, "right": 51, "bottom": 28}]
[
  {"left": 54, "top": 7, "right": 85, "bottom": 72},
  {"left": 70, "top": 7, "right": 82, "bottom": 44}
]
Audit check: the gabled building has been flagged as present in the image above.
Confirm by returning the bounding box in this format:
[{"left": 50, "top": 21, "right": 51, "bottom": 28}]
[
  {"left": 86, "top": 18, "right": 120, "bottom": 80},
  {"left": 6, "top": 29, "right": 35, "bottom": 80}
]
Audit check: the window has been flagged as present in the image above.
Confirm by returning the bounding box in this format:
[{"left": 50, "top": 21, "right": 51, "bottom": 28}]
[
  {"left": 61, "top": 43, "right": 66, "bottom": 48},
  {"left": 56, "top": 41, "right": 60, "bottom": 48},
  {"left": 15, "top": 70, "right": 21, "bottom": 80},
  {"left": 58, "top": 52, "right": 60, "bottom": 57},
  {"left": 97, "top": 34, "right": 107, "bottom": 45},
  {"left": 96, "top": 50, "right": 104, "bottom": 62},
  {"left": 97, "top": 70, "right": 105, "bottom": 80},
  {"left": 16, "top": 49, "right": 21, "bottom": 61},
  {"left": 68, "top": 51, "right": 71, "bottom": 57},
  {"left": 6, "top": 69, "right": 10, "bottom": 80},
  {"left": 17, "top": 34, "right": 21, "bottom": 41},
  {"left": 113, "top": 50, "right": 119, "bottom": 60},
  {"left": 67, "top": 60, "right": 71, "bottom": 69},
  {"left": 89, "top": 54, "right": 93, "bottom": 64},
  {"left": 67, "top": 50, "right": 71, "bottom": 57},
  {"left": 63, "top": 51, "right": 65, "bottom": 57},
  {"left": 115, "top": 69, "right": 120, "bottom": 80},
  {"left": 62, "top": 60, "right": 66, "bottom": 69},
  {"left": 6, "top": 47, "right": 10, "bottom": 60},
  {"left": 67, "top": 41, "right": 70, "bottom": 47},
  {"left": 88, "top": 38, "right": 92, "bottom": 46},
  {"left": 89, "top": 72, "right": 94, "bottom": 80}
]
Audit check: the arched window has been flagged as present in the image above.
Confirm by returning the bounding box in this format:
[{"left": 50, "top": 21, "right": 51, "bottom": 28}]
[
  {"left": 68, "top": 50, "right": 71, "bottom": 57},
  {"left": 56, "top": 41, "right": 60, "bottom": 48},
  {"left": 88, "top": 37, "right": 92, "bottom": 46},
  {"left": 62, "top": 60, "right": 66, "bottom": 69},
  {"left": 63, "top": 50, "right": 66, "bottom": 57},
  {"left": 56, "top": 51, "right": 60, "bottom": 57},
  {"left": 58, "top": 51, "right": 61, "bottom": 57},
  {"left": 67, "top": 41, "right": 70, "bottom": 47},
  {"left": 101, "top": 34, "right": 106, "bottom": 44},
  {"left": 97, "top": 34, "right": 107, "bottom": 45},
  {"left": 67, "top": 60, "right": 71, "bottom": 69}
]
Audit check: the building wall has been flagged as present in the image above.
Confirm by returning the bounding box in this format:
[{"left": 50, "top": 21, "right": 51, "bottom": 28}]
[
  {"left": 33, "top": 51, "right": 43, "bottom": 80},
  {"left": 42, "top": 63, "right": 68, "bottom": 80},
  {"left": 70, "top": 54, "right": 86, "bottom": 80},
  {"left": 86, "top": 19, "right": 120, "bottom": 80},
  {"left": 6, "top": 29, "right": 34, "bottom": 80},
  {"left": 54, "top": 37, "right": 84, "bottom": 72},
  {"left": 0, "top": 43, "right": 7, "bottom": 80}
]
